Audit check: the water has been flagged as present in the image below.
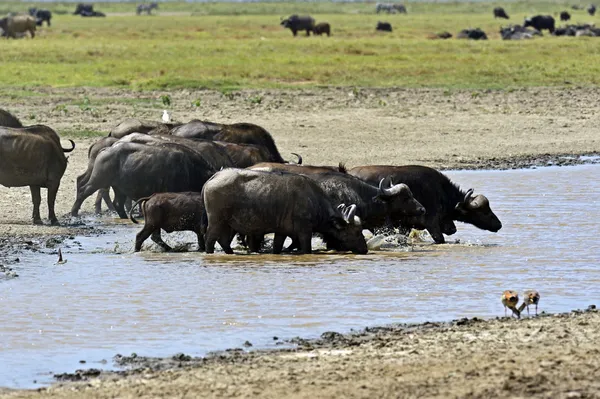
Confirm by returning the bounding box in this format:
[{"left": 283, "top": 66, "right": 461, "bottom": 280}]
[{"left": 1, "top": 165, "right": 599, "bottom": 388}]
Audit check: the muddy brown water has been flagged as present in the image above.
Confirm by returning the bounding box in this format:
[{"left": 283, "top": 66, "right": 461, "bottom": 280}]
[{"left": 1, "top": 164, "right": 599, "bottom": 388}]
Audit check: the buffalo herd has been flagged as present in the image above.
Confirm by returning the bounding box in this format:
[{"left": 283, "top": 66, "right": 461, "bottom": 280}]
[{"left": 0, "top": 108, "right": 503, "bottom": 255}]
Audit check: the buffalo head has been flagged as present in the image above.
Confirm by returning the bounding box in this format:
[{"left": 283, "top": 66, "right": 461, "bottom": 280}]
[
  {"left": 374, "top": 177, "right": 426, "bottom": 216},
  {"left": 454, "top": 189, "right": 502, "bottom": 232},
  {"left": 323, "top": 204, "right": 368, "bottom": 254}
]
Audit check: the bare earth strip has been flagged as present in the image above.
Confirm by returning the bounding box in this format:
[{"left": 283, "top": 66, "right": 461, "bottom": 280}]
[{"left": 2, "top": 309, "right": 599, "bottom": 398}]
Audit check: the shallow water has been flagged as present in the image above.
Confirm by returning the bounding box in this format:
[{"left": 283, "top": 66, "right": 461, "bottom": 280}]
[{"left": 1, "top": 165, "right": 599, "bottom": 388}]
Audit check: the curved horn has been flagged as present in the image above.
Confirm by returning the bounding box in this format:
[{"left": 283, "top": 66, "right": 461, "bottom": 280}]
[
  {"left": 62, "top": 139, "right": 76, "bottom": 153},
  {"left": 291, "top": 152, "right": 302, "bottom": 165},
  {"left": 337, "top": 203, "right": 346, "bottom": 211},
  {"left": 378, "top": 176, "right": 393, "bottom": 194},
  {"left": 463, "top": 188, "right": 474, "bottom": 203},
  {"left": 343, "top": 204, "right": 357, "bottom": 222}
]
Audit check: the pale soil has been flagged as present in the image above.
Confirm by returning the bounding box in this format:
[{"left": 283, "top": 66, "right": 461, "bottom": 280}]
[
  {"left": 2, "top": 309, "right": 599, "bottom": 399},
  {"left": 2, "top": 86, "right": 600, "bottom": 397}
]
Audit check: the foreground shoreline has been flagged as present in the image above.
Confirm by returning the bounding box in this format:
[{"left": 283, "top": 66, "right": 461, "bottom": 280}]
[{"left": 2, "top": 307, "right": 599, "bottom": 398}]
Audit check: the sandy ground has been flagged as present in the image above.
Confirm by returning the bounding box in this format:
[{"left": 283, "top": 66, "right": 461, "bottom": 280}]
[
  {"left": 2, "top": 307, "right": 599, "bottom": 398},
  {"left": 1, "top": 87, "right": 600, "bottom": 396}
]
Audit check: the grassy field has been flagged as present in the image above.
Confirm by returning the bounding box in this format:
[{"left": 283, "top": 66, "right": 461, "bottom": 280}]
[{"left": 1, "top": 1, "right": 600, "bottom": 90}]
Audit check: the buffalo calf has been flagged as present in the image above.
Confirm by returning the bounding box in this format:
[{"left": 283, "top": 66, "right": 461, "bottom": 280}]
[
  {"left": 314, "top": 22, "right": 331, "bottom": 36},
  {"left": 377, "top": 21, "right": 392, "bottom": 32},
  {"left": 130, "top": 192, "right": 205, "bottom": 252}
]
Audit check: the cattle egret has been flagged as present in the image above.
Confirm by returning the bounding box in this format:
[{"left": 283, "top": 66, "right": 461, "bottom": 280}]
[
  {"left": 501, "top": 290, "right": 520, "bottom": 318},
  {"left": 162, "top": 110, "right": 170, "bottom": 123},
  {"left": 518, "top": 290, "right": 540, "bottom": 316}
]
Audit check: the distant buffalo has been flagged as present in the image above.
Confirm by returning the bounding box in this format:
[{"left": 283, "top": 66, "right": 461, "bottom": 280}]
[
  {"left": 524, "top": 15, "right": 555, "bottom": 33},
  {"left": 376, "top": 21, "right": 393, "bottom": 32},
  {"left": 376, "top": 3, "right": 407, "bottom": 14},
  {"left": 457, "top": 28, "right": 488, "bottom": 40},
  {"left": 29, "top": 8, "right": 52, "bottom": 26},
  {"left": 493, "top": 7, "right": 510, "bottom": 19},
  {"left": 0, "top": 15, "right": 36, "bottom": 39},
  {"left": 500, "top": 24, "right": 542, "bottom": 40},
  {"left": 313, "top": 22, "right": 331, "bottom": 36},
  {"left": 136, "top": 2, "right": 158, "bottom": 15},
  {"left": 280, "top": 15, "right": 315, "bottom": 36},
  {"left": 74, "top": 3, "right": 94, "bottom": 15},
  {"left": 588, "top": 4, "right": 596, "bottom": 15},
  {"left": 560, "top": 11, "right": 572, "bottom": 21}
]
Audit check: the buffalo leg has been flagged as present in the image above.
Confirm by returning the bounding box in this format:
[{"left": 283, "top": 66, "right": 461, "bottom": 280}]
[
  {"left": 94, "top": 191, "right": 103, "bottom": 214},
  {"left": 112, "top": 189, "right": 128, "bottom": 219},
  {"left": 272, "top": 234, "right": 286, "bottom": 254},
  {"left": 305, "top": 29, "right": 310, "bottom": 36},
  {"left": 134, "top": 225, "right": 154, "bottom": 252},
  {"left": 297, "top": 232, "right": 312, "bottom": 254},
  {"left": 124, "top": 197, "right": 133, "bottom": 213},
  {"left": 150, "top": 230, "right": 172, "bottom": 252},
  {"left": 196, "top": 228, "right": 205, "bottom": 252},
  {"left": 206, "top": 224, "right": 234, "bottom": 254},
  {"left": 47, "top": 182, "right": 60, "bottom": 226},
  {"left": 30, "top": 186, "right": 43, "bottom": 225},
  {"left": 247, "top": 234, "right": 263, "bottom": 253}
]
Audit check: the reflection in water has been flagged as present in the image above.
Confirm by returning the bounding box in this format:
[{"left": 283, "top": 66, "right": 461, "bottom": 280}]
[{"left": 0, "top": 165, "right": 599, "bottom": 388}]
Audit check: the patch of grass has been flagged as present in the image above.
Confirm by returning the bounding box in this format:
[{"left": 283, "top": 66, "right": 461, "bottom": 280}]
[
  {"left": 60, "top": 129, "right": 105, "bottom": 139},
  {"left": 1, "top": 1, "right": 599, "bottom": 89}
]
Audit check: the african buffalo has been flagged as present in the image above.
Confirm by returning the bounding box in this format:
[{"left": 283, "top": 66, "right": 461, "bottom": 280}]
[
  {"left": 457, "top": 28, "right": 488, "bottom": 40},
  {"left": 524, "top": 15, "right": 555, "bottom": 33},
  {"left": 71, "top": 142, "right": 216, "bottom": 219},
  {"left": 560, "top": 11, "right": 572, "bottom": 21},
  {"left": 214, "top": 142, "right": 287, "bottom": 167},
  {"left": 76, "top": 137, "right": 119, "bottom": 214},
  {"left": 588, "top": 4, "right": 596, "bottom": 15},
  {"left": 280, "top": 15, "right": 315, "bottom": 36},
  {"left": 203, "top": 169, "right": 368, "bottom": 255},
  {"left": 0, "top": 109, "right": 23, "bottom": 128},
  {"left": 136, "top": 2, "right": 158, "bottom": 15},
  {"left": 0, "top": 125, "right": 75, "bottom": 225},
  {"left": 130, "top": 192, "right": 204, "bottom": 252},
  {"left": 313, "top": 22, "right": 331, "bottom": 36},
  {"left": 376, "top": 21, "right": 393, "bottom": 32},
  {"left": 0, "top": 15, "right": 36, "bottom": 39},
  {"left": 376, "top": 3, "right": 407, "bottom": 14},
  {"left": 81, "top": 11, "right": 106, "bottom": 17},
  {"left": 500, "top": 25, "right": 542, "bottom": 40},
  {"left": 168, "top": 120, "right": 285, "bottom": 163},
  {"left": 493, "top": 7, "right": 510, "bottom": 19},
  {"left": 109, "top": 118, "right": 179, "bottom": 138},
  {"left": 348, "top": 165, "right": 502, "bottom": 244},
  {"left": 73, "top": 3, "right": 94, "bottom": 15},
  {"left": 29, "top": 8, "right": 52, "bottom": 26}
]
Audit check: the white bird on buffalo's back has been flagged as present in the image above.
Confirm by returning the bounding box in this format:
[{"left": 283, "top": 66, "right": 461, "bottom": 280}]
[{"left": 162, "top": 110, "right": 171, "bottom": 123}]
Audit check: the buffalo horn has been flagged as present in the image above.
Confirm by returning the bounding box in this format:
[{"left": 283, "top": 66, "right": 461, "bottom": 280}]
[
  {"left": 378, "top": 177, "right": 393, "bottom": 195},
  {"left": 463, "top": 188, "right": 474, "bottom": 203},
  {"left": 291, "top": 152, "right": 303, "bottom": 165},
  {"left": 343, "top": 204, "right": 357, "bottom": 223}
]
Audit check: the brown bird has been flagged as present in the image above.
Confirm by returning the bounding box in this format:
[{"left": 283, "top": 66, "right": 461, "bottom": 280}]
[
  {"left": 518, "top": 290, "right": 540, "bottom": 316},
  {"left": 56, "top": 248, "right": 67, "bottom": 265},
  {"left": 501, "top": 290, "right": 520, "bottom": 318}
]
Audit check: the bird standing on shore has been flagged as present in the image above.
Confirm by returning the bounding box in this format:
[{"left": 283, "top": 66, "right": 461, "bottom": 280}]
[
  {"left": 518, "top": 290, "right": 540, "bottom": 316},
  {"left": 56, "top": 248, "right": 67, "bottom": 265},
  {"left": 162, "top": 110, "right": 171, "bottom": 123},
  {"left": 501, "top": 290, "right": 520, "bottom": 318}
]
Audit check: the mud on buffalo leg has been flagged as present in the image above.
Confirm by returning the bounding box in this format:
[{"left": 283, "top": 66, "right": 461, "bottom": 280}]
[
  {"left": 150, "top": 230, "right": 172, "bottom": 252},
  {"left": 134, "top": 223, "right": 155, "bottom": 252},
  {"left": 47, "top": 181, "right": 61, "bottom": 225},
  {"left": 29, "top": 186, "right": 43, "bottom": 225}
]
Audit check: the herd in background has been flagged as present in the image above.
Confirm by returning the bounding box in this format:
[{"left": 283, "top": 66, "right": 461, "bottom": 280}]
[{"left": 0, "top": 108, "right": 502, "bottom": 255}]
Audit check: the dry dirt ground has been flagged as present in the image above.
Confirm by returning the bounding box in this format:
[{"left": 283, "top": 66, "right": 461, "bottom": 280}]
[
  {"left": 1, "top": 87, "right": 600, "bottom": 397},
  {"left": 1, "top": 308, "right": 599, "bottom": 399}
]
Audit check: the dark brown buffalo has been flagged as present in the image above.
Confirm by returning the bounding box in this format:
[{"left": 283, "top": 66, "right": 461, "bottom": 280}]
[
  {"left": 168, "top": 120, "right": 285, "bottom": 163},
  {"left": 0, "top": 108, "right": 23, "bottom": 128},
  {"left": 493, "top": 7, "right": 510, "bottom": 19},
  {"left": 314, "top": 22, "right": 331, "bottom": 36},
  {"left": 280, "top": 15, "right": 315, "bottom": 36},
  {"left": 524, "top": 15, "right": 555, "bottom": 33},
  {"left": 0, "top": 125, "right": 75, "bottom": 225},
  {"left": 560, "top": 11, "right": 571, "bottom": 21},
  {"left": 130, "top": 192, "right": 204, "bottom": 252},
  {"left": 202, "top": 169, "right": 368, "bottom": 255},
  {"left": 348, "top": 165, "right": 502, "bottom": 243}
]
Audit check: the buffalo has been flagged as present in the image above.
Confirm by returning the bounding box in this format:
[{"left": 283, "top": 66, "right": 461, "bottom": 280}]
[
  {"left": 457, "top": 28, "right": 488, "bottom": 40},
  {"left": 109, "top": 118, "right": 179, "bottom": 138},
  {"left": 71, "top": 141, "right": 216, "bottom": 219},
  {"left": 130, "top": 192, "right": 204, "bottom": 252},
  {"left": 560, "top": 11, "right": 572, "bottom": 21},
  {"left": 136, "top": 2, "right": 158, "bottom": 15},
  {"left": 29, "top": 8, "right": 52, "bottom": 26},
  {"left": 0, "top": 109, "right": 23, "bottom": 128},
  {"left": 524, "top": 15, "right": 556, "bottom": 33},
  {"left": 500, "top": 25, "right": 542, "bottom": 40},
  {"left": 348, "top": 165, "right": 502, "bottom": 244},
  {"left": 493, "top": 7, "right": 510, "bottom": 19},
  {"left": 376, "top": 3, "right": 407, "bottom": 14},
  {"left": 280, "top": 15, "right": 315, "bottom": 36},
  {"left": 0, "top": 125, "right": 75, "bottom": 225},
  {"left": 203, "top": 169, "right": 368, "bottom": 255},
  {"left": 313, "top": 22, "right": 331, "bottom": 36},
  {"left": 0, "top": 15, "right": 36, "bottom": 39},
  {"left": 376, "top": 21, "right": 393, "bottom": 32},
  {"left": 588, "top": 4, "right": 596, "bottom": 15},
  {"left": 73, "top": 3, "right": 94, "bottom": 15}
]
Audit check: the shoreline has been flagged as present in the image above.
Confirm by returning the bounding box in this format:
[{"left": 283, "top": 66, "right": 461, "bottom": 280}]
[{"left": 3, "top": 306, "right": 598, "bottom": 398}]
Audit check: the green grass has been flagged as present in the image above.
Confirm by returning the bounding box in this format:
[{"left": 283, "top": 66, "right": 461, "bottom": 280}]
[{"left": 1, "top": 1, "right": 600, "bottom": 90}]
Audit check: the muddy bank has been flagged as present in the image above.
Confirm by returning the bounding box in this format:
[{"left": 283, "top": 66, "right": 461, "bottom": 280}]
[{"left": 3, "top": 306, "right": 599, "bottom": 398}]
